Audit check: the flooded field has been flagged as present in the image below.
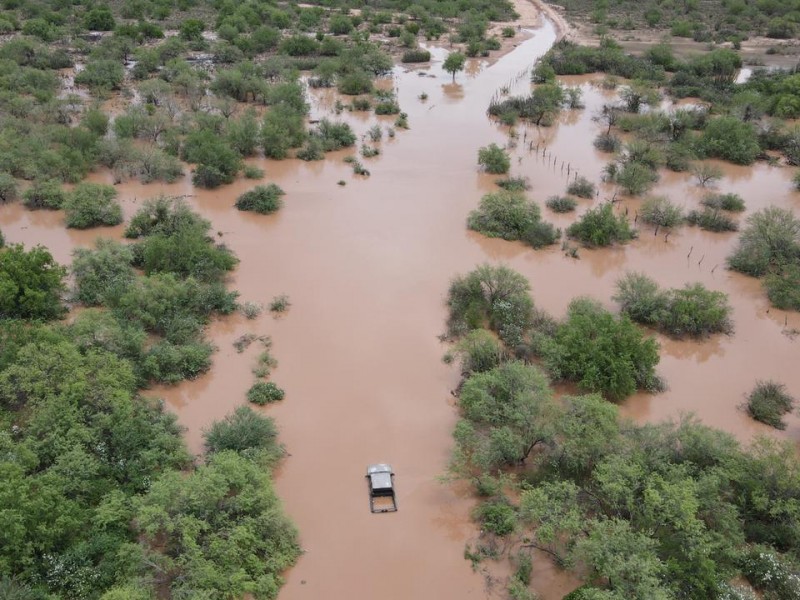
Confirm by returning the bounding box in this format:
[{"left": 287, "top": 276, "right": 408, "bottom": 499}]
[{"left": 2, "top": 11, "right": 799, "bottom": 600}]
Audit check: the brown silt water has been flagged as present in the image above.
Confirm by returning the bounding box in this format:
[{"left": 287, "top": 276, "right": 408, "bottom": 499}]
[{"left": 2, "top": 13, "right": 799, "bottom": 599}]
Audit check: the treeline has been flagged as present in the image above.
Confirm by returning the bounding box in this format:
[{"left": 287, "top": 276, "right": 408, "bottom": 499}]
[
  {"left": 555, "top": 0, "right": 800, "bottom": 42},
  {"left": 0, "top": 199, "right": 300, "bottom": 598},
  {"left": 445, "top": 264, "right": 800, "bottom": 600}
]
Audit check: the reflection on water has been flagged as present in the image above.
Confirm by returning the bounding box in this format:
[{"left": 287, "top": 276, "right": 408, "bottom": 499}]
[{"left": 2, "top": 14, "right": 800, "bottom": 600}]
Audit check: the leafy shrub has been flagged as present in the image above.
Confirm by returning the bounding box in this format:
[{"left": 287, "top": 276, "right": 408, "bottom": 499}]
[
  {"left": 63, "top": 183, "right": 123, "bottom": 229},
  {"left": 74, "top": 59, "right": 124, "bottom": 92},
  {"left": 204, "top": 405, "right": 279, "bottom": 455},
  {"left": 182, "top": 129, "right": 242, "bottom": 188},
  {"left": 338, "top": 70, "right": 373, "bottom": 95},
  {"left": 615, "top": 161, "right": 659, "bottom": 195},
  {"left": 639, "top": 196, "right": 684, "bottom": 228},
  {"left": 247, "top": 381, "right": 286, "bottom": 405},
  {"left": 270, "top": 294, "right": 291, "bottom": 313},
  {"left": 22, "top": 180, "right": 66, "bottom": 210},
  {"left": 686, "top": 209, "right": 738, "bottom": 232},
  {"left": 71, "top": 239, "right": 135, "bottom": 306},
  {"left": 546, "top": 196, "right": 577, "bottom": 213},
  {"left": 539, "top": 297, "right": 661, "bottom": 401},
  {"left": 614, "top": 272, "right": 733, "bottom": 337},
  {"left": 567, "top": 177, "right": 595, "bottom": 199},
  {"left": 468, "top": 191, "right": 558, "bottom": 248},
  {"left": 243, "top": 165, "right": 264, "bottom": 179},
  {"left": 701, "top": 193, "right": 745, "bottom": 212},
  {"left": 401, "top": 48, "right": 431, "bottom": 63},
  {"left": 374, "top": 100, "right": 401, "bottom": 115},
  {"left": 235, "top": 184, "right": 285, "bottom": 214},
  {"left": 567, "top": 203, "right": 635, "bottom": 247},
  {"left": 0, "top": 244, "right": 66, "bottom": 320},
  {"left": 478, "top": 144, "right": 511, "bottom": 174},
  {"left": 84, "top": 6, "right": 115, "bottom": 31},
  {"left": 728, "top": 207, "right": 800, "bottom": 277},
  {"left": 746, "top": 381, "right": 795, "bottom": 429}
]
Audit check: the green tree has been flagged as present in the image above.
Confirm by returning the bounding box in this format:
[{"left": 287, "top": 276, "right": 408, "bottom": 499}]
[
  {"left": 700, "top": 117, "right": 761, "bottom": 165},
  {"left": 443, "top": 51, "right": 466, "bottom": 82},
  {"left": 0, "top": 173, "right": 18, "bottom": 203},
  {"left": 0, "top": 244, "right": 66, "bottom": 320},
  {"left": 235, "top": 184, "right": 285, "bottom": 214},
  {"left": 566, "top": 203, "right": 635, "bottom": 247}
]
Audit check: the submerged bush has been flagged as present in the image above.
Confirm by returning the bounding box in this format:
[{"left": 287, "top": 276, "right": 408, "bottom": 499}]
[
  {"left": 22, "top": 180, "right": 66, "bottom": 210},
  {"left": 204, "top": 405, "right": 279, "bottom": 455},
  {"left": 71, "top": 239, "right": 135, "bottom": 306},
  {"left": 63, "top": 183, "right": 123, "bottom": 229},
  {"left": 0, "top": 244, "right": 66, "bottom": 320},
  {"left": 401, "top": 48, "right": 431, "bottom": 63},
  {"left": 567, "top": 177, "right": 595, "bottom": 199},
  {"left": 235, "top": 184, "right": 285, "bottom": 214},
  {"left": 468, "top": 191, "right": 559, "bottom": 248},
  {"left": 728, "top": 207, "right": 800, "bottom": 277},
  {"left": 478, "top": 144, "right": 511, "bottom": 174},
  {"left": 640, "top": 196, "right": 684, "bottom": 228},
  {"left": 539, "top": 297, "right": 661, "bottom": 401},
  {"left": 764, "top": 264, "right": 800, "bottom": 311},
  {"left": 546, "top": 196, "right": 577, "bottom": 213},
  {"left": 247, "top": 381, "right": 286, "bottom": 405},
  {"left": 446, "top": 264, "right": 534, "bottom": 347},
  {"left": 453, "top": 328, "right": 505, "bottom": 374},
  {"left": 614, "top": 272, "right": 733, "bottom": 337},
  {"left": 495, "top": 176, "right": 530, "bottom": 191},
  {"left": 701, "top": 193, "right": 746, "bottom": 212},
  {"left": 567, "top": 203, "right": 635, "bottom": 247},
  {"left": 687, "top": 209, "right": 738, "bottom": 232},
  {"left": 746, "top": 381, "right": 795, "bottom": 429}
]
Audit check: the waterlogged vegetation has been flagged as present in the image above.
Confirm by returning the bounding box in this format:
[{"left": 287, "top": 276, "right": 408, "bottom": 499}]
[
  {"left": 445, "top": 265, "right": 800, "bottom": 600},
  {"left": 467, "top": 190, "right": 559, "bottom": 249},
  {"left": 0, "top": 198, "right": 299, "bottom": 598}
]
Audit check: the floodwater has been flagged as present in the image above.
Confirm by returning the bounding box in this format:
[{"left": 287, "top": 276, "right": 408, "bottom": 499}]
[{"left": 2, "top": 13, "right": 800, "bottom": 600}]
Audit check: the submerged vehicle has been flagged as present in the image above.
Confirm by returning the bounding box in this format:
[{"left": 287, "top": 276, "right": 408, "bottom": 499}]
[{"left": 366, "top": 463, "right": 397, "bottom": 513}]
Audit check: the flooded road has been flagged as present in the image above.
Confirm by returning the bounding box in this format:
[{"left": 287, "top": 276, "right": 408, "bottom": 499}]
[{"left": 2, "top": 11, "right": 800, "bottom": 600}]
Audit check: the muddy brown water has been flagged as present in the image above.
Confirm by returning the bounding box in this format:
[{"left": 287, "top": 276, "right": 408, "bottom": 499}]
[{"left": 2, "top": 16, "right": 800, "bottom": 600}]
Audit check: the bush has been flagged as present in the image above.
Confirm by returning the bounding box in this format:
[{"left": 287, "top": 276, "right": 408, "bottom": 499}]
[
  {"left": 338, "top": 70, "right": 373, "bottom": 95},
  {"left": 639, "top": 196, "right": 684, "bottom": 228},
  {"left": 374, "top": 100, "right": 401, "bottom": 115},
  {"left": 468, "top": 191, "right": 558, "bottom": 248},
  {"left": 247, "top": 381, "right": 286, "bottom": 405},
  {"left": 243, "top": 165, "right": 264, "bottom": 179},
  {"left": 741, "top": 547, "right": 800, "bottom": 597},
  {"left": 84, "top": 6, "right": 116, "bottom": 31},
  {"left": 63, "top": 183, "right": 123, "bottom": 229},
  {"left": 546, "top": 196, "right": 577, "bottom": 213},
  {"left": 478, "top": 144, "right": 511, "bottom": 174},
  {"left": 0, "top": 244, "right": 66, "bottom": 320},
  {"left": 74, "top": 59, "right": 125, "bottom": 92},
  {"left": 312, "top": 119, "right": 356, "bottom": 151},
  {"left": 401, "top": 48, "right": 431, "bottom": 63},
  {"left": 72, "top": 239, "right": 135, "bottom": 306},
  {"left": 567, "top": 203, "right": 635, "bottom": 247},
  {"left": 204, "top": 405, "right": 279, "bottom": 455},
  {"left": 567, "top": 177, "right": 595, "bottom": 199},
  {"left": 746, "top": 381, "right": 796, "bottom": 429},
  {"left": 540, "top": 297, "right": 661, "bottom": 401},
  {"left": 728, "top": 207, "right": 800, "bottom": 277},
  {"left": 235, "top": 184, "right": 285, "bottom": 214},
  {"left": 686, "top": 209, "right": 738, "bottom": 232},
  {"left": 23, "top": 180, "right": 66, "bottom": 210},
  {"left": 701, "top": 193, "right": 745, "bottom": 212},
  {"left": 700, "top": 117, "right": 761, "bottom": 165},
  {"left": 615, "top": 161, "right": 659, "bottom": 195}
]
